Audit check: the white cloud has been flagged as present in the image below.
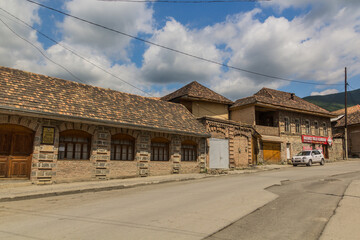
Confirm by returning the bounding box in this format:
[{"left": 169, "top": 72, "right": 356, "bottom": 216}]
[
  {"left": 310, "top": 89, "right": 339, "bottom": 96},
  {"left": 60, "top": 0, "right": 154, "bottom": 61},
  {"left": 141, "top": 18, "right": 223, "bottom": 84}
]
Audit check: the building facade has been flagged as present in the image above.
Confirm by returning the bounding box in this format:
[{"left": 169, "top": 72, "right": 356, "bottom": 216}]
[
  {"left": 0, "top": 66, "right": 209, "bottom": 184},
  {"left": 230, "top": 88, "right": 343, "bottom": 163},
  {"left": 161, "top": 81, "right": 259, "bottom": 170}
]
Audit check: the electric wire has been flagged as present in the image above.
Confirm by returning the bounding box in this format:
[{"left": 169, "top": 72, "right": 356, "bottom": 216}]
[
  {"left": 99, "top": 0, "right": 269, "bottom": 3},
  {"left": 0, "top": 7, "right": 152, "bottom": 97},
  {"left": 24, "top": 0, "right": 343, "bottom": 86},
  {"left": 0, "top": 16, "right": 86, "bottom": 85},
  {"left": 0, "top": 7, "right": 230, "bottom": 121}
]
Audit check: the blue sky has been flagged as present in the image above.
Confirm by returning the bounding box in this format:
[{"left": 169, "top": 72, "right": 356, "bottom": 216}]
[{"left": 0, "top": 0, "right": 359, "bottom": 100}]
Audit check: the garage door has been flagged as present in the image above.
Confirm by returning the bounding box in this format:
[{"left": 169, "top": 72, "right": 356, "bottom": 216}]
[
  {"left": 263, "top": 142, "right": 281, "bottom": 163},
  {"left": 209, "top": 138, "right": 229, "bottom": 169}
]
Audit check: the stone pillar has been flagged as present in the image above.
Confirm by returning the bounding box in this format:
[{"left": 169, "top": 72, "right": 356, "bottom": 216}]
[
  {"left": 92, "top": 127, "right": 111, "bottom": 180},
  {"left": 199, "top": 138, "right": 206, "bottom": 173},
  {"left": 137, "top": 133, "right": 150, "bottom": 177},
  {"left": 31, "top": 120, "right": 58, "bottom": 184},
  {"left": 172, "top": 136, "right": 181, "bottom": 174}
]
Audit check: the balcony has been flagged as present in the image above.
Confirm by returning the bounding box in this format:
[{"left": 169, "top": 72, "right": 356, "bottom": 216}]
[{"left": 255, "top": 125, "right": 279, "bottom": 136}]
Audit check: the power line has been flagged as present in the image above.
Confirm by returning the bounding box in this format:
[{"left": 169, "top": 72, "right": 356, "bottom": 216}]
[
  {"left": 99, "top": 0, "right": 269, "bottom": 3},
  {"left": 24, "top": 0, "right": 342, "bottom": 86},
  {"left": 0, "top": 16, "right": 86, "bottom": 84},
  {"left": 0, "top": 7, "right": 152, "bottom": 97}
]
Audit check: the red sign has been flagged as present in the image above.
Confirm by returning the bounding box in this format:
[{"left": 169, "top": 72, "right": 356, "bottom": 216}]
[{"left": 302, "top": 135, "right": 329, "bottom": 145}]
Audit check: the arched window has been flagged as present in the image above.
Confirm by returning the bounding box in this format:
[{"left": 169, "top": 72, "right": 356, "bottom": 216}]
[
  {"left": 111, "top": 134, "right": 135, "bottom": 161},
  {"left": 305, "top": 120, "right": 310, "bottom": 134},
  {"left": 59, "top": 130, "right": 91, "bottom": 160},
  {"left": 314, "top": 121, "right": 319, "bottom": 135},
  {"left": 284, "top": 117, "right": 290, "bottom": 132},
  {"left": 151, "top": 137, "right": 169, "bottom": 161},
  {"left": 181, "top": 140, "right": 197, "bottom": 162},
  {"left": 323, "top": 123, "right": 328, "bottom": 136},
  {"left": 295, "top": 119, "right": 300, "bottom": 133}
]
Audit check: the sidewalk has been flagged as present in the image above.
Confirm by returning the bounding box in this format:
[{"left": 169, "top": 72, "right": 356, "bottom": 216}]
[
  {"left": 320, "top": 180, "right": 360, "bottom": 240},
  {"left": 0, "top": 164, "right": 289, "bottom": 202}
]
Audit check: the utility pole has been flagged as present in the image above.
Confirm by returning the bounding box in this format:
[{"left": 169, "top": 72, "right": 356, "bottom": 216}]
[{"left": 344, "top": 67, "right": 348, "bottom": 160}]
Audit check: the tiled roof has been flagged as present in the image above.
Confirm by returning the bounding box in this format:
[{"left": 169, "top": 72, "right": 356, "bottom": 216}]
[
  {"left": 331, "top": 105, "right": 360, "bottom": 116},
  {"left": 0, "top": 66, "right": 209, "bottom": 136},
  {"left": 335, "top": 110, "right": 360, "bottom": 127},
  {"left": 231, "top": 88, "right": 333, "bottom": 116},
  {"left": 161, "top": 81, "right": 233, "bottom": 104}
]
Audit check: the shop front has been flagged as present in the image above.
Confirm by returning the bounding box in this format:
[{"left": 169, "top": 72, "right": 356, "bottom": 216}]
[{"left": 301, "top": 135, "right": 333, "bottom": 159}]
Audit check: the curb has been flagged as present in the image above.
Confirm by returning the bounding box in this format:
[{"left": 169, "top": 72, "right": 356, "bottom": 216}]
[{"left": 0, "top": 165, "right": 290, "bottom": 202}]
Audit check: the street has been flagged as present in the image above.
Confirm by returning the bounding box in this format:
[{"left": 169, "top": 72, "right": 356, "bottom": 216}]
[{"left": 1, "top": 161, "right": 360, "bottom": 240}]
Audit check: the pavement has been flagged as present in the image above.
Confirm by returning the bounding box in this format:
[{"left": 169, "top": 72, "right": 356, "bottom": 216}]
[
  {"left": 320, "top": 179, "right": 360, "bottom": 240},
  {"left": 0, "top": 160, "right": 359, "bottom": 240},
  {"left": 0, "top": 164, "right": 290, "bottom": 202}
]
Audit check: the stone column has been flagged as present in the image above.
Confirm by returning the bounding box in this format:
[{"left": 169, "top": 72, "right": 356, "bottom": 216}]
[
  {"left": 92, "top": 127, "right": 111, "bottom": 180},
  {"left": 137, "top": 133, "right": 150, "bottom": 177}
]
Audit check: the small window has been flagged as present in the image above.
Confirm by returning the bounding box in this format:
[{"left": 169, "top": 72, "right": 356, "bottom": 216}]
[
  {"left": 181, "top": 141, "right": 197, "bottom": 162},
  {"left": 314, "top": 121, "right": 319, "bottom": 135},
  {"left": 111, "top": 134, "right": 135, "bottom": 161},
  {"left": 295, "top": 119, "right": 300, "bottom": 133},
  {"left": 305, "top": 120, "right": 310, "bottom": 134},
  {"left": 59, "top": 130, "right": 91, "bottom": 160},
  {"left": 323, "top": 123, "right": 327, "bottom": 136},
  {"left": 284, "top": 117, "right": 290, "bottom": 132},
  {"left": 151, "top": 138, "right": 169, "bottom": 161}
]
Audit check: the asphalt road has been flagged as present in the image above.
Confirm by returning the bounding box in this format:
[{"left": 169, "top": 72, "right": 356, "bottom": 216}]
[{"left": 1, "top": 161, "right": 360, "bottom": 240}]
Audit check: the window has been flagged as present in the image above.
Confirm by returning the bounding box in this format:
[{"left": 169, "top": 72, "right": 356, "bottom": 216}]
[
  {"left": 284, "top": 117, "right": 290, "bottom": 132},
  {"left": 314, "top": 121, "right": 319, "bottom": 135},
  {"left": 295, "top": 119, "right": 300, "bottom": 133},
  {"left": 181, "top": 141, "right": 197, "bottom": 161},
  {"left": 111, "top": 134, "right": 135, "bottom": 161},
  {"left": 323, "top": 123, "right": 327, "bottom": 136},
  {"left": 151, "top": 138, "right": 169, "bottom": 161},
  {"left": 59, "top": 130, "right": 91, "bottom": 160},
  {"left": 305, "top": 120, "right": 310, "bottom": 134}
]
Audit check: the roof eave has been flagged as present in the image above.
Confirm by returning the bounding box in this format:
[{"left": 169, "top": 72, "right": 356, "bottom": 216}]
[{"left": 0, "top": 105, "right": 211, "bottom": 138}]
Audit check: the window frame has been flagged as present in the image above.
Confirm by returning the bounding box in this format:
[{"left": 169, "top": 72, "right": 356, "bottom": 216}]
[
  {"left": 181, "top": 140, "right": 198, "bottom": 162},
  {"left": 295, "top": 119, "right": 300, "bottom": 133},
  {"left": 284, "top": 117, "right": 290, "bottom": 132},
  {"left": 58, "top": 130, "right": 91, "bottom": 160},
  {"left": 111, "top": 134, "right": 135, "bottom": 161},
  {"left": 314, "top": 121, "right": 319, "bottom": 135},
  {"left": 323, "top": 122, "right": 328, "bottom": 136},
  {"left": 305, "top": 120, "right": 310, "bottom": 134},
  {"left": 151, "top": 137, "right": 170, "bottom": 161}
]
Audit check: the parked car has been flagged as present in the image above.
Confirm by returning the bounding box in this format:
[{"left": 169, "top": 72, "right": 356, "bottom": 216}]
[{"left": 291, "top": 150, "right": 325, "bottom": 166}]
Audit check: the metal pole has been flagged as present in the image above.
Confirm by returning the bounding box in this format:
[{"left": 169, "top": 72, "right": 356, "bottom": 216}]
[{"left": 344, "top": 67, "right": 348, "bottom": 160}]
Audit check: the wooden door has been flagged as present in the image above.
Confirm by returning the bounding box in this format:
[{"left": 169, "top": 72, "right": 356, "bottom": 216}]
[
  {"left": 233, "top": 136, "right": 249, "bottom": 167},
  {"left": 0, "top": 125, "right": 34, "bottom": 178},
  {"left": 263, "top": 142, "right": 281, "bottom": 163}
]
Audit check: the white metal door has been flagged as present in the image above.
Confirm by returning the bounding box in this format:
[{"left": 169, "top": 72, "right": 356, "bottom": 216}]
[
  {"left": 286, "top": 143, "right": 291, "bottom": 159},
  {"left": 209, "top": 138, "right": 229, "bottom": 169}
]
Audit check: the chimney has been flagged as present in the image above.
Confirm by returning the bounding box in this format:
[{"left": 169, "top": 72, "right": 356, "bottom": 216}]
[{"left": 290, "top": 93, "right": 295, "bottom": 100}]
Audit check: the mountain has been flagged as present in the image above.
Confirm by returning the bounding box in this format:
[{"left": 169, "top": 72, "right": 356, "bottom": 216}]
[{"left": 303, "top": 88, "right": 360, "bottom": 112}]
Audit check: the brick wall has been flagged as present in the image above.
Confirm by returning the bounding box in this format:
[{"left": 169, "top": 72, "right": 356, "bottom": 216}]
[{"left": 0, "top": 113, "right": 206, "bottom": 184}]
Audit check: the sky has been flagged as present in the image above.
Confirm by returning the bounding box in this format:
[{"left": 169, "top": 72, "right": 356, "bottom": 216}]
[{"left": 0, "top": 0, "right": 359, "bottom": 100}]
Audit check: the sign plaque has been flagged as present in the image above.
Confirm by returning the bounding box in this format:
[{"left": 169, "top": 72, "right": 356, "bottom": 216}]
[{"left": 41, "top": 127, "right": 55, "bottom": 145}]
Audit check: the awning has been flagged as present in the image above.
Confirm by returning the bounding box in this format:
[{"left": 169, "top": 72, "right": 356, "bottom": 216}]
[{"left": 261, "top": 135, "right": 283, "bottom": 143}]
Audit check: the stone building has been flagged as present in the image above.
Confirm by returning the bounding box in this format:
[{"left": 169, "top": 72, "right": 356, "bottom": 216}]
[
  {"left": 332, "top": 106, "right": 360, "bottom": 157},
  {"left": 0, "top": 66, "right": 209, "bottom": 184},
  {"left": 231, "top": 88, "right": 342, "bottom": 163},
  {"left": 161, "top": 81, "right": 259, "bottom": 169}
]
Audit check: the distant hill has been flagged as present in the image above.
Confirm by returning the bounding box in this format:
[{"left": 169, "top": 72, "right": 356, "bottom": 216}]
[{"left": 303, "top": 88, "right": 360, "bottom": 112}]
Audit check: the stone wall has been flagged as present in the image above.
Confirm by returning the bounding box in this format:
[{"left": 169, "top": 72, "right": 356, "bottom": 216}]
[
  {"left": 202, "top": 118, "right": 255, "bottom": 169},
  {"left": 0, "top": 113, "right": 206, "bottom": 184}
]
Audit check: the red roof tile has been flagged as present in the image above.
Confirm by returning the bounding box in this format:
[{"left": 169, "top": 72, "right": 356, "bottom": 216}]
[
  {"left": 0, "top": 66, "right": 208, "bottom": 137},
  {"left": 331, "top": 105, "right": 360, "bottom": 116},
  {"left": 161, "top": 81, "right": 233, "bottom": 104},
  {"left": 231, "top": 88, "right": 333, "bottom": 116}
]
